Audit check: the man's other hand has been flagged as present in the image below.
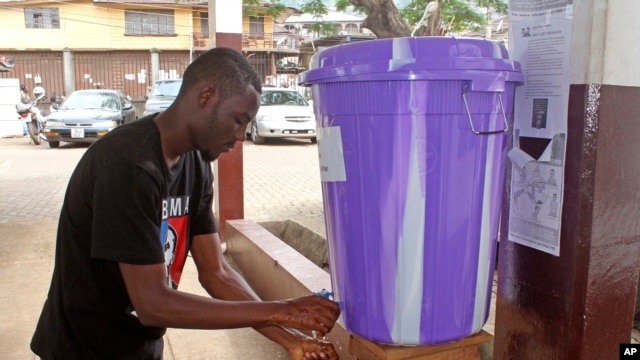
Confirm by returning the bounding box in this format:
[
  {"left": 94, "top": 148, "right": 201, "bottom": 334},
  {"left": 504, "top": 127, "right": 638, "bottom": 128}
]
[{"left": 289, "top": 336, "right": 339, "bottom": 360}]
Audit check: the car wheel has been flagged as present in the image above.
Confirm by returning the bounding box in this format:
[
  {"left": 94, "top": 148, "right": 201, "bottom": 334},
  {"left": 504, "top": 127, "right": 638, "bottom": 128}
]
[
  {"left": 251, "top": 122, "right": 265, "bottom": 144},
  {"left": 311, "top": 137, "right": 317, "bottom": 144},
  {"left": 48, "top": 141, "right": 60, "bottom": 148}
]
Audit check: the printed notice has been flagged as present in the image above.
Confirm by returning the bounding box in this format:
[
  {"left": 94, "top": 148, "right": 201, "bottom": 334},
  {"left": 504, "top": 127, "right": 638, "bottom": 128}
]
[
  {"left": 509, "top": 161, "right": 563, "bottom": 256},
  {"left": 510, "top": 4, "right": 573, "bottom": 139},
  {"left": 317, "top": 126, "right": 346, "bottom": 182},
  {"left": 507, "top": 1, "right": 573, "bottom": 256}
]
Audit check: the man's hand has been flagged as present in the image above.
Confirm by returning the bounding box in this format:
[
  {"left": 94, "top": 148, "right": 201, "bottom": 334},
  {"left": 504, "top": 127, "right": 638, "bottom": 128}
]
[
  {"left": 288, "top": 336, "right": 339, "bottom": 360},
  {"left": 274, "top": 295, "right": 341, "bottom": 336}
]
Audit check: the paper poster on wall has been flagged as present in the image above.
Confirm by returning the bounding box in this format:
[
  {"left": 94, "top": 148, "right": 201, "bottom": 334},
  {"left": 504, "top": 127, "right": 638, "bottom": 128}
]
[{"left": 507, "top": 0, "right": 574, "bottom": 256}]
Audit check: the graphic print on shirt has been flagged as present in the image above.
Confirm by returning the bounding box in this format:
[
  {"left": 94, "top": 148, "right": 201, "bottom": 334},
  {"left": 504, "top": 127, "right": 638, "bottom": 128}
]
[{"left": 160, "top": 195, "right": 190, "bottom": 289}]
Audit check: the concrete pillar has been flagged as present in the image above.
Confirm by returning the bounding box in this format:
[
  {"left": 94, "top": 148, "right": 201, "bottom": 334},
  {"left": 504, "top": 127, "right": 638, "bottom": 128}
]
[
  {"left": 62, "top": 48, "right": 74, "bottom": 97},
  {"left": 210, "top": 0, "right": 244, "bottom": 239},
  {"left": 150, "top": 49, "right": 160, "bottom": 84},
  {"left": 494, "top": 1, "right": 640, "bottom": 359},
  {"left": 270, "top": 53, "right": 277, "bottom": 80}
]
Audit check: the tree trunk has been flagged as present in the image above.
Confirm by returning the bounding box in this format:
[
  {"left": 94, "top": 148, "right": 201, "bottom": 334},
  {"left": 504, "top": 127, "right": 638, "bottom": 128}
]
[
  {"left": 427, "top": 1, "right": 443, "bottom": 36},
  {"left": 350, "top": 0, "right": 412, "bottom": 38}
]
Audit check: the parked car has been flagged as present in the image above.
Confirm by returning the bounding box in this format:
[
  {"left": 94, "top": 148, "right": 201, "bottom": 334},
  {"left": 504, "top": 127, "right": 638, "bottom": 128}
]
[
  {"left": 247, "top": 88, "right": 317, "bottom": 144},
  {"left": 44, "top": 89, "right": 136, "bottom": 148},
  {"left": 142, "top": 79, "right": 182, "bottom": 117}
]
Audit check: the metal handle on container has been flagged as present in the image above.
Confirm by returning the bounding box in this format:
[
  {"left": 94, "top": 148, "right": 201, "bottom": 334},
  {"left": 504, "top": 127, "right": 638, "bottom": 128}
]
[{"left": 462, "top": 84, "right": 509, "bottom": 135}]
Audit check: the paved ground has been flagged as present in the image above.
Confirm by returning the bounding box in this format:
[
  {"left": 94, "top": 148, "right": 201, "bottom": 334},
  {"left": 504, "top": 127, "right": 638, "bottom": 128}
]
[
  {"left": 242, "top": 137, "right": 326, "bottom": 236},
  {"left": 0, "top": 136, "right": 324, "bottom": 230},
  {"left": 1, "top": 135, "right": 637, "bottom": 359}
]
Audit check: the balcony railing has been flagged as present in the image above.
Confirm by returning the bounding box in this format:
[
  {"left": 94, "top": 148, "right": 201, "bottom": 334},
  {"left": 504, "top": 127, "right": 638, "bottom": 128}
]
[
  {"left": 193, "top": 32, "right": 209, "bottom": 50},
  {"left": 191, "top": 32, "right": 303, "bottom": 51},
  {"left": 242, "top": 32, "right": 302, "bottom": 51}
]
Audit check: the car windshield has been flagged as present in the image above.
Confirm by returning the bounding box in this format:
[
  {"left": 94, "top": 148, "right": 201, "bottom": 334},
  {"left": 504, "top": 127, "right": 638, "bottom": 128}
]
[
  {"left": 260, "top": 90, "right": 308, "bottom": 106},
  {"left": 151, "top": 80, "right": 182, "bottom": 97},
  {"left": 61, "top": 92, "right": 120, "bottom": 111}
]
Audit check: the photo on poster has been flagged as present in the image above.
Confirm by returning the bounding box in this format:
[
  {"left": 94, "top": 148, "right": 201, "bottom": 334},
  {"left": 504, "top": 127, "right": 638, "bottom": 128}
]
[
  {"left": 509, "top": 160, "right": 563, "bottom": 256},
  {"left": 532, "top": 98, "right": 548, "bottom": 129}
]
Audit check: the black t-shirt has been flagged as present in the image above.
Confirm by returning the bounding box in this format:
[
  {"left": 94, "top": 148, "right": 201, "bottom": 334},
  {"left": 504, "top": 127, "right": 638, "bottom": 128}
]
[{"left": 31, "top": 116, "right": 218, "bottom": 359}]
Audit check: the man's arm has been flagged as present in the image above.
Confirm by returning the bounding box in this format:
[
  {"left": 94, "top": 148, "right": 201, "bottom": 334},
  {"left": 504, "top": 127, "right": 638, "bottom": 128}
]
[
  {"left": 189, "top": 232, "right": 339, "bottom": 359},
  {"left": 119, "top": 255, "right": 339, "bottom": 335}
]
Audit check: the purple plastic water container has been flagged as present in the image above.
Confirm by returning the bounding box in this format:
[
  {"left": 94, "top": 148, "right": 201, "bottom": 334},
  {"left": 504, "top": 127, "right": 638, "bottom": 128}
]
[{"left": 299, "top": 37, "right": 523, "bottom": 346}]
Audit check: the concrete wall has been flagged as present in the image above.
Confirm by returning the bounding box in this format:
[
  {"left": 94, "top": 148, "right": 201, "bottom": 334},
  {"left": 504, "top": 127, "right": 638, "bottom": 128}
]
[
  {"left": 570, "top": 1, "right": 640, "bottom": 87},
  {"left": 0, "top": 1, "right": 195, "bottom": 51},
  {"left": 0, "top": 1, "right": 280, "bottom": 52},
  {"left": 241, "top": 11, "right": 275, "bottom": 34},
  {"left": 0, "top": 78, "right": 23, "bottom": 137},
  {"left": 225, "top": 219, "right": 356, "bottom": 360}
]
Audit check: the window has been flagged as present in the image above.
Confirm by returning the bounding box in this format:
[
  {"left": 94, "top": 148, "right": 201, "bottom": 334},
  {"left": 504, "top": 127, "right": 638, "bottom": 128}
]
[
  {"left": 301, "top": 24, "right": 313, "bottom": 36},
  {"left": 200, "top": 12, "right": 209, "bottom": 36},
  {"left": 249, "top": 16, "right": 264, "bottom": 38},
  {"left": 24, "top": 8, "right": 60, "bottom": 29},
  {"left": 125, "top": 10, "right": 175, "bottom": 35},
  {"left": 284, "top": 24, "right": 298, "bottom": 33},
  {"left": 345, "top": 23, "right": 359, "bottom": 35},
  {"left": 119, "top": 93, "right": 132, "bottom": 108}
]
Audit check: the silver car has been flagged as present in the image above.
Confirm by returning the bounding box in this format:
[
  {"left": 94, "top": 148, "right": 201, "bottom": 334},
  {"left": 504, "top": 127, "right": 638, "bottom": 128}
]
[
  {"left": 142, "top": 79, "right": 182, "bottom": 117},
  {"left": 248, "top": 88, "right": 316, "bottom": 144}
]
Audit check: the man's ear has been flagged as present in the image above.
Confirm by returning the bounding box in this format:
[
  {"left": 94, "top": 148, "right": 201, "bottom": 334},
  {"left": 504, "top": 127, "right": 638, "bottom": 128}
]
[{"left": 199, "top": 85, "right": 219, "bottom": 107}]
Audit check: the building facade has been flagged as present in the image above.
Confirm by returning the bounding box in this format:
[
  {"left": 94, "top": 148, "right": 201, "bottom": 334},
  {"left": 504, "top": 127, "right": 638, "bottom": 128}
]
[{"left": 0, "top": 0, "right": 305, "bottom": 103}]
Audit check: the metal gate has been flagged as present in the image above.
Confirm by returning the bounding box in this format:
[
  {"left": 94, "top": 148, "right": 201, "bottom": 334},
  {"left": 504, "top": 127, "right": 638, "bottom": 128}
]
[
  {"left": 0, "top": 50, "right": 307, "bottom": 102},
  {"left": 247, "top": 52, "right": 306, "bottom": 96},
  {"left": 0, "top": 51, "right": 64, "bottom": 102},
  {"left": 158, "top": 51, "right": 191, "bottom": 81},
  {"left": 73, "top": 51, "right": 151, "bottom": 100}
]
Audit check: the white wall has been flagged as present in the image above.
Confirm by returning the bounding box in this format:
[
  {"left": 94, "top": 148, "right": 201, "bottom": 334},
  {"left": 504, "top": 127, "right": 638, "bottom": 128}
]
[
  {"left": 602, "top": 1, "right": 640, "bottom": 87},
  {"left": 213, "top": 0, "right": 242, "bottom": 34},
  {"left": 570, "top": 0, "right": 640, "bottom": 87},
  {"left": 0, "top": 78, "right": 23, "bottom": 138}
]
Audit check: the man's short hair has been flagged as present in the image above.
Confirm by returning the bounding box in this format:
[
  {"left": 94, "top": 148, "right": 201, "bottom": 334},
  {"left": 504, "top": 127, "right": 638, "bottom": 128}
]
[{"left": 179, "top": 47, "right": 262, "bottom": 100}]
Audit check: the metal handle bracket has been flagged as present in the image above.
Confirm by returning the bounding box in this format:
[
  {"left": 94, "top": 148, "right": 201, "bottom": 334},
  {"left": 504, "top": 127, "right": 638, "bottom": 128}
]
[{"left": 462, "top": 84, "right": 509, "bottom": 135}]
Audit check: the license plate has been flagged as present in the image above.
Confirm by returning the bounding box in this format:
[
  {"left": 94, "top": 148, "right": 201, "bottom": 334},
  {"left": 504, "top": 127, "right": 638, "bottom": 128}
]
[
  {"left": 71, "top": 128, "right": 85, "bottom": 138},
  {"left": 290, "top": 130, "right": 298, "bottom": 134}
]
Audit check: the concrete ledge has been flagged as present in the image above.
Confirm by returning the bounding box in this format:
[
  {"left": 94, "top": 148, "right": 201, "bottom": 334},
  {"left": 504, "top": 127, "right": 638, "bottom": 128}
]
[
  {"left": 259, "top": 220, "right": 329, "bottom": 270},
  {"left": 225, "top": 219, "right": 355, "bottom": 359}
]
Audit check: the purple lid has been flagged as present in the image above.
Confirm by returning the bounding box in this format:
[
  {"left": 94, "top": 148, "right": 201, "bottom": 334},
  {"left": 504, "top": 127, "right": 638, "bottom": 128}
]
[{"left": 299, "top": 36, "right": 523, "bottom": 85}]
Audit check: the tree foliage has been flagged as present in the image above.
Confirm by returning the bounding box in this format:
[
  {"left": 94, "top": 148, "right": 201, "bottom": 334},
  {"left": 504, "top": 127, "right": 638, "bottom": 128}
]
[
  {"left": 476, "top": 0, "right": 508, "bottom": 18},
  {"left": 299, "top": 0, "right": 339, "bottom": 37},
  {"left": 243, "top": 0, "right": 289, "bottom": 20},
  {"left": 403, "top": 0, "right": 488, "bottom": 34},
  {"left": 242, "top": 0, "right": 507, "bottom": 39}
]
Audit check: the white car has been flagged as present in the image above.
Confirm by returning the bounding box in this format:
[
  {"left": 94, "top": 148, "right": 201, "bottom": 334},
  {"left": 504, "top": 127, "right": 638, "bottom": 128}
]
[{"left": 248, "top": 88, "right": 316, "bottom": 144}]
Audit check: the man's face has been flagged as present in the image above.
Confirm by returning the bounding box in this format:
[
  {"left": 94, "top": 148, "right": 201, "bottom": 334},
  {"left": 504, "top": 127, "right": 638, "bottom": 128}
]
[{"left": 196, "top": 85, "right": 260, "bottom": 162}]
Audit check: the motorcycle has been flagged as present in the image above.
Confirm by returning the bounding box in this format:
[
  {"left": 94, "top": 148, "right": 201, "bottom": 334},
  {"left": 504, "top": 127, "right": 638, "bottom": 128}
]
[{"left": 16, "top": 86, "right": 47, "bottom": 145}]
